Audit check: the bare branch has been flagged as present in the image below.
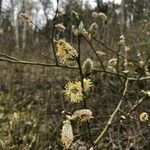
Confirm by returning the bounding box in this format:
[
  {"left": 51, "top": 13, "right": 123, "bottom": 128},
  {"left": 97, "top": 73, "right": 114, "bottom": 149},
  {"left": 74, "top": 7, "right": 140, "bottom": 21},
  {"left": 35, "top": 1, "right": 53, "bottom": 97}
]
[{"left": 92, "top": 79, "right": 129, "bottom": 147}]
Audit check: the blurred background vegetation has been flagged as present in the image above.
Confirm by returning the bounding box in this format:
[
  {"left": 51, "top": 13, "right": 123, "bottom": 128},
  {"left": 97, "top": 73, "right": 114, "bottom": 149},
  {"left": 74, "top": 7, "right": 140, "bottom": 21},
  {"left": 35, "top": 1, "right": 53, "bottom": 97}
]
[{"left": 0, "top": 0, "right": 150, "bottom": 149}]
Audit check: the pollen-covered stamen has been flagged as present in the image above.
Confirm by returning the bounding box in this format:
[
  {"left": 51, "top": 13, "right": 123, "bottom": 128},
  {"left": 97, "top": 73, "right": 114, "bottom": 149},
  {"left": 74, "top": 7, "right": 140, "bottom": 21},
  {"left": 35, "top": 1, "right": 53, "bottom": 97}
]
[
  {"left": 65, "top": 81, "right": 83, "bottom": 103},
  {"left": 70, "top": 88, "right": 79, "bottom": 94},
  {"left": 56, "top": 39, "right": 78, "bottom": 63}
]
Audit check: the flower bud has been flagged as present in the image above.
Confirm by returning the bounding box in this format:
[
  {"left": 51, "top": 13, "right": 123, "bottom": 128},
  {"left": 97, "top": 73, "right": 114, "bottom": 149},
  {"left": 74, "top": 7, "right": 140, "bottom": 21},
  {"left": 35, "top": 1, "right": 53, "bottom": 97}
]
[
  {"left": 89, "top": 22, "right": 98, "bottom": 35},
  {"left": 140, "top": 112, "right": 149, "bottom": 122},
  {"left": 78, "top": 21, "right": 84, "bottom": 34},
  {"left": 72, "top": 25, "right": 78, "bottom": 36},
  {"left": 99, "top": 12, "right": 107, "bottom": 21},
  {"left": 118, "top": 35, "right": 125, "bottom": 46},
  {"left": 55, "top": 24, "right": 65, "bottom": 32},
  {"left": 92, "top": 12, "right": 99, "bottom": 18},
  {"left": 72, "top": 11, "right": 79, "bottom": 20},
  {"left": 108, "top": 58, "right": 117, "bottom": 66},
  {"left": 57, "top": 9, "right": 65, "bottom": 16},
  {"left": 82, "top": 58, "right": 93, "bottom": 76}
]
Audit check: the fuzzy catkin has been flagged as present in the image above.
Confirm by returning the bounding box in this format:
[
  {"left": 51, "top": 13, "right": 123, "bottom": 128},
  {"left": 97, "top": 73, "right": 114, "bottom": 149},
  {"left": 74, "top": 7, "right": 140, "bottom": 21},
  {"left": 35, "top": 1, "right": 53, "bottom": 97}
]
[
  {"left": 61, "top": 120, "right": 73, "bottom": 149},
  {"left": 71, "top": 109, "right": 93, "bottom": 122},
  {"left": 139, "top": 112, "right": 149, "bottom": 122},
  {"left": 82, "top": 58, "right": 93, "bottom": 76},
  {"left": 55, "top": 24, "right": 65, "bottom": 32}
]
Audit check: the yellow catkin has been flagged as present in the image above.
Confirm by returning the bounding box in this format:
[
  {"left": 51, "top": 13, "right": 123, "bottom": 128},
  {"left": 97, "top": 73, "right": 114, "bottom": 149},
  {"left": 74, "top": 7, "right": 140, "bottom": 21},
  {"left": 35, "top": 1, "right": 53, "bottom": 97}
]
[
  {"left": 64, "top": 79, "right": 92, "bottom": 103},
  {"left": 65, "top": 81, "right": 83, "bottom": 103},
  {"left": 56, "top": 39, "right": 78, "bottom": 63},
  {"left": 61, "top": 120, "right": 73, "bottom": 149},
  {"left": 83, "top": 78, "right": 92, "bottom": 92}
]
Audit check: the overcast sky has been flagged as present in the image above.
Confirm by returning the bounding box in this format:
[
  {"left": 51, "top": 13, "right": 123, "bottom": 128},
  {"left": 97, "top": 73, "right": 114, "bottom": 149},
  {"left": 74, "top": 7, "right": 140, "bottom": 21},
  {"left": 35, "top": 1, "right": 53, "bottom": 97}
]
[
  {"left": 2, "top": 0, "right": 122, "bottom": 10},
  {"left": 2, "top": 0, "right": 122, "bottom": 28}
]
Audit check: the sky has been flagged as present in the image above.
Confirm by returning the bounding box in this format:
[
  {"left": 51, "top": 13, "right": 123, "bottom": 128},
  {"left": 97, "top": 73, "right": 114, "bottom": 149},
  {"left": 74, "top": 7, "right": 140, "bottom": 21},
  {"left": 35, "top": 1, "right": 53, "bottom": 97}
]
[
  {"left": 84, "top": 0, "right": 122, "bottom": 6},
  {"left": 2, "top": 0, "right": 122, "bottom": 28},
  {"left": 2, "top": 0, "right": 122, "bottom": 10}
]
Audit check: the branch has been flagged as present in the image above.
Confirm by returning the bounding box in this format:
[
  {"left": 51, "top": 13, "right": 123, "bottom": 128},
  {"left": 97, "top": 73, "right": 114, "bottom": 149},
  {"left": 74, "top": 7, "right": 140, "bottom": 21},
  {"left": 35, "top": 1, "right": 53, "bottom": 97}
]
[
  {"left": 1, "top": 54, "right": 149, "bottom": 81},
  {"left": 93, "top": 37, "right": 146, "bottom": 72},
  {"left": 128, "top": 76, "right": 150, "bottom": 81},
  {"left": 0, "top": 57, "right": 78, "bottom": 70},
  {"left": 76, "top": 36, "right": 94, "bottom": 145},
  {"left": 83, "top": 36, "right": 106, "bottom": 71},
  {"left": 126, "top": 96, "right": 148, "bottom": 117},
  {"left": 0, "top": 52, "right": 20, "bottom": 61},
  {"left": 92, "top": 79, "right": 129, "bottom": 146},
  {"left": 0, "top": 52, "right": 125, "bottom": 78}
]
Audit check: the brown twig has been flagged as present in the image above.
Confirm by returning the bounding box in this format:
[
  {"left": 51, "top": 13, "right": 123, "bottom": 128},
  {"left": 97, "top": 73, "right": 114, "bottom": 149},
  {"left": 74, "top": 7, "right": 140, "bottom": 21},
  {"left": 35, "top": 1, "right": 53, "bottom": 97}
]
[
  {"left": 0, "top": 57, "right": 77, "bottom": 70},
  {"left": 91, "top": 79, "right": 129, "bottom": 147},
  {"left": 126, "top": 96, "right": 148, "bottom": 117},
  {"left": 0, "top": 52, "right": 20, "bottom": 61},
  {"left": 83, "top": 36, "right": 106, "bottom": 71},
  {"left": 93, "top": 37, "right": 146, "bottom": 72},
  {"left": 50, "top": 0, "right": 59, "bottom": 65},
  {"left": 1, "top": 56, "right": 149, "bottom": 81},
  {"left": 76, "top": 35, "right": 94, "bottom": 146}
]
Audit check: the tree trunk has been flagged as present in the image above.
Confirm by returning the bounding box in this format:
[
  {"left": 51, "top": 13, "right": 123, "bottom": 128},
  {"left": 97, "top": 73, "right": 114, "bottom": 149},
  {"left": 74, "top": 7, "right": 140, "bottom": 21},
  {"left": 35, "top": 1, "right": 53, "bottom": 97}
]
[
  {"left": 0, "top": 0, "right": 2, "bottom": 14},
  {"left": 120, "top": 0, "right": 125, "bottom": 35},
  {"left": 15, "top": 19, "right": 19, "bottom": 52}
]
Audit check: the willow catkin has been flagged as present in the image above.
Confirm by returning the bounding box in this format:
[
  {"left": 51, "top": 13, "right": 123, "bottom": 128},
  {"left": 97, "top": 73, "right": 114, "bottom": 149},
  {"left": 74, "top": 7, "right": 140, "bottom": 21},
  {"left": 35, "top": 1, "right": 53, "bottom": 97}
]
[
  {"left": 99, "top": 12, "right": 107, "bottom": 21},
  {"left": 55, "top": 24, "right": 66, "bottom": 32},
  {"left": 139, "top": 112, "right": 149, "bottom": 122},
  {"left": 82, "top": 58, "right": 93, "bottom": 76},
  {"left": 71, "top": 109, "right": 93, "bottom": 122},
  {"left": 78, "top": 21, "right": 84, "bottom": 34},
  {"left": 89, "top": 22, "right": 98, "bottom": 35},
  {"left": 92, "top": 12, "right": 99, "bottom": 18},
  {"left": 61, "top": 120, "right": 73, "bottom": 149}
]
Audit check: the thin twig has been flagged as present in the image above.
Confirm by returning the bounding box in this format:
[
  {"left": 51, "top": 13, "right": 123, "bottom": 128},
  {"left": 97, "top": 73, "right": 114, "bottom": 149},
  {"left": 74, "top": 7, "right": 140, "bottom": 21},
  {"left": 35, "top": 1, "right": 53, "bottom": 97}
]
[
  {"left": 50, "top": 0, "right": 59, "bottom": 65},
  {"left": 30, "top": 20, "right": 58, "bottom": 63},
  {"left": 126, "top": 96, "right": 148, "bottom": 117},
  {"left": 83, "top": 36, "right": 106, "bottom": 71},
  {"left": 92, "top": 79, "right": 129, "bottom": 146},
  {"left": 76, "top": 35, "right": 94, "bottom": 145},
  {"left": 116, "top": 44, "right": 123, "bottom": 84},
  {"left": 0, "top": 52, "right": 20, "bottom": 61},
  {"left": 1, "top": 56, "right": 149, "bottom": 81},
  {"left": 128, "top": 76, "right": 150, "bottom": 81},
  {"left": 0, "top": 57, "right": 77, "bottom": 70},
  {"left": 93, "top": 37, "right": 146, "bottom": 72}
]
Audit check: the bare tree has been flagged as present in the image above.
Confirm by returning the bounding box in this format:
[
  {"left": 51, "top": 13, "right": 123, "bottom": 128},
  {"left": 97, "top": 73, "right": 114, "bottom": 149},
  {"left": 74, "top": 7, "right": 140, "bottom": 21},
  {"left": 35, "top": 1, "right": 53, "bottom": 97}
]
[
  {"left": 39, "top": 0, "right": 53, "bottom": 23},
  {"left": 120, "top": 0, "right": 125, "bottom": 34},
  {"left": 0, "top": 0, "right": 2, "bottom": 14}
]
